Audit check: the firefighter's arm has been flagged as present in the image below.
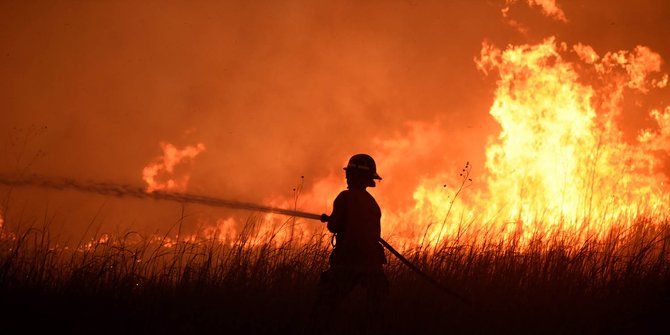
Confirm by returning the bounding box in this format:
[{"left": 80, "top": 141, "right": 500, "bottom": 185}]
[{"left": 321, "top": 191, "right": 347, "bottom": 233}]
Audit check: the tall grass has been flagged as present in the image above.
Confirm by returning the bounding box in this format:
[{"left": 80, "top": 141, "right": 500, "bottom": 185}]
[{"left": 1, "top": 213, "right": 669, "bottom": 334}]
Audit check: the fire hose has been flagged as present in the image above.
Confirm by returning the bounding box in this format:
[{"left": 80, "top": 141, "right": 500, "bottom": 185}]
[{"left": 0, "top": 174, "right": 466, "bottom": 302}]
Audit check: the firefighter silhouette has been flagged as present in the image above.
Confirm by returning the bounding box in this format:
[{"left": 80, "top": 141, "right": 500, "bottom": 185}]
[{"left": 308, "top": 154, "right": 389, "bottom": 333}]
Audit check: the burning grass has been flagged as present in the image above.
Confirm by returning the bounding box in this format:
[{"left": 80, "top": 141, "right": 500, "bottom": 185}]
[{"left": 1, "top": 214, "right": 669, "bottom": 334}]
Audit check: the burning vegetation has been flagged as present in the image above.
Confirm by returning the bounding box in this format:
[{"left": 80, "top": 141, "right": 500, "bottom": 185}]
[
  {"left": 1, "top": 0, "right": 670, "bottom": 334},
  {"left": 406, "top": 38, "right": 670, "bottom": 245},
  {"left": 142, "top": 142, "right": 206, "bottom": 193}
]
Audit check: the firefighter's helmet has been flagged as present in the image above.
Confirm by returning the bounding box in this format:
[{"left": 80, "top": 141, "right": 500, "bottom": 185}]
[{"left": 343, "top": 154, "right": 382, "bottom": 180}]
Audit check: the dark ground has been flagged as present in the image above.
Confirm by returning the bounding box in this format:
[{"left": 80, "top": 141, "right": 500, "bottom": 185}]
[
  {"left": 2, "top": 220, "right": 670, "bottom": 334},
  {"left": 2, "top": 245, "right": 670, "bottom": 334}
]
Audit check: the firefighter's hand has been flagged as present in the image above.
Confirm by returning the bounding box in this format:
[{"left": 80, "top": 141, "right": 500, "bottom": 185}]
[{"left": 320, "top": 214, "right": 330, "bottom": 223}]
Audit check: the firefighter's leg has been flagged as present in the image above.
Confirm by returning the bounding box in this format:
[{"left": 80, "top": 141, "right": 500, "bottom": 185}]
[
  {"left": 306, "top": 267, "right": 357, "bottom": 334},
  {"left": 362, "top": 268, "right": 389, "bottom": 333}
]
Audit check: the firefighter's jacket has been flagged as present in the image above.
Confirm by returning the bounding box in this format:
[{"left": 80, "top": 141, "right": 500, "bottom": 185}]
[{"left": 327, "top": 189, "right": 386, "bottom": 267}]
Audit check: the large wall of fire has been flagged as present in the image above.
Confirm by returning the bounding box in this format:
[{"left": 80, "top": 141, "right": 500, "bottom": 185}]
[{"left": 1, "top": 0, "right": 669, "bottom": 245}]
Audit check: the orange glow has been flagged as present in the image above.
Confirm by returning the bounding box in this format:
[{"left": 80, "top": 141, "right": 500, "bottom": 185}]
[
  {"left": 142, "top": 142, "right": 206, "bottom": 192},
  {"left": 502, "top": 0, "right": 568, "bottom": 33},
  {"left": 177, "top": 37, "right": 670, "bottom": 246},
  {"left": 3, "top": 1, "right": 669, "bottom": 252},
  {"left": 525, "top": 0, "right": 567, "bottom": 21},
  {"left": 202, "top": 217, "right": 238, "bottom": 242},
  {"left": 133, "top": 36, "right": 670, "bottom": 250},
  {"left": 251, "top": 37, "right": 670, "bottom": 248},
  {"left": 403, "top": 38, "right": 670, "bottom": 246}
]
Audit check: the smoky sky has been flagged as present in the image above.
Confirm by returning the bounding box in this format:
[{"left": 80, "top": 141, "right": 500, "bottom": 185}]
[{"left": 1, "top": 0, "right": 669, "bottom": 237}]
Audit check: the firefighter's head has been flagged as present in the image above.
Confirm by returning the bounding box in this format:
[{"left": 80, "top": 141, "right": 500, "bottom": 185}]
[{"left": 344, "top": 154, "right": 382, "bottom": 189}]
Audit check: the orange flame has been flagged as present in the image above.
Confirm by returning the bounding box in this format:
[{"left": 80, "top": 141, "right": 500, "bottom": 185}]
[
  {"left": 502, "top": 0, "right": 568, "bottom": 34},
  {"left": 503, "top": 0, "right": 567, "bottom": 22},
  {"left": 406, "top": 38, "right": 670, "bottom": 246},
  {"left": 142, "top": 142, "right": 206, "bottom": 192},
  {"left": 138, "top": 38, "right": 670, "bottom": 250}
]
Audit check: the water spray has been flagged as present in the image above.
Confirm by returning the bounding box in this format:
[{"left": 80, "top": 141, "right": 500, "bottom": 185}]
[{"left": 0, "top": 173, "right": 466, "bottom": 302}]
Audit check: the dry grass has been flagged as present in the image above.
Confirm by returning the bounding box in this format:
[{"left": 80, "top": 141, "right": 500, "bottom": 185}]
[{"left": 1, "top": 213, "right": 669, "bottom": 334}]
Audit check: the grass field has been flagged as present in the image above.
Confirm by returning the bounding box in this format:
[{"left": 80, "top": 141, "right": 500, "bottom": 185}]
[{"left": 1, "top": 214, "right": 669, "bottom": 334}]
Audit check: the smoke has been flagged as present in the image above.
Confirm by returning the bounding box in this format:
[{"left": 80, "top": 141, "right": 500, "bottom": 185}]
[
  {"left": 503, "top": 0, "right": 568, "bottom": 23},
  {"left": 0, "top": 1, "right": 669, "bottom": 239}
]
